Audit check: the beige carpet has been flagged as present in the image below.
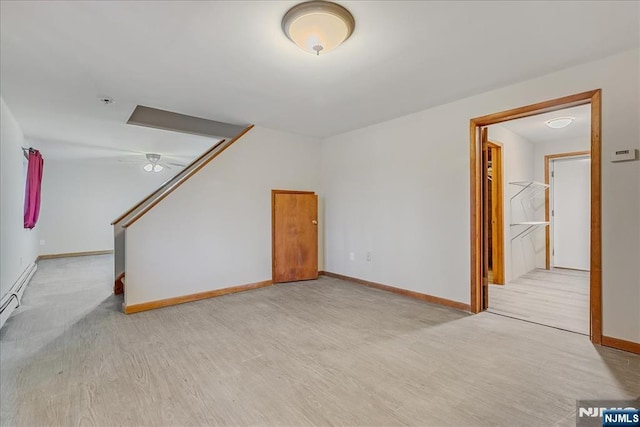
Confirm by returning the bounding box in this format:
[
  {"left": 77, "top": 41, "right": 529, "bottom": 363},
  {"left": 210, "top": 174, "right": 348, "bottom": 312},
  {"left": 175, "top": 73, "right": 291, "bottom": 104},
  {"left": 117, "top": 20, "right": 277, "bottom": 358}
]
[{"left": 1, "top": 255, "right": 638, "bottom": 426}]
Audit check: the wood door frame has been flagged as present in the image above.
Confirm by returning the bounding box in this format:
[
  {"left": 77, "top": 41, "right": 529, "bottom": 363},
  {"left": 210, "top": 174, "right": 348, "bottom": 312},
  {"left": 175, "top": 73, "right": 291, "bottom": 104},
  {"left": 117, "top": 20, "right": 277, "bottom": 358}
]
[
  {"left": 469, "top": 89, "right": 602, "bottom": 345},
  {"left": 544, "top": 151, "right": 591, "bottom": 270},
  {"left": 481, "top": 128, "right": 489, "bottom": 309},
  {"left": 487, "top": 141, "right": 505, "bottom": 285},
  {"left": 271, "top": 189, "right": 316, "bottom": 283}
]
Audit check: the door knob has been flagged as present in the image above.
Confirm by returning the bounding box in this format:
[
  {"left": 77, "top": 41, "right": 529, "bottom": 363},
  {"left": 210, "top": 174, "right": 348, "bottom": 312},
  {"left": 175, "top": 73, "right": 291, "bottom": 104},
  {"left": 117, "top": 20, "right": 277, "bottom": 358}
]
[{"left": 312, "top": 220, "right": 318, "bottom": 225}]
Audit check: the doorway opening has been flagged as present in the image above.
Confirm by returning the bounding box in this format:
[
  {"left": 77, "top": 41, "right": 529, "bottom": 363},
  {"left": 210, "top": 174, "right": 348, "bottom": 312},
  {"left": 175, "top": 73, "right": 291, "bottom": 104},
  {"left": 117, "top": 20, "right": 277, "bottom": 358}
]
[
  {"left": 486, "top": 108, "right": 591, "bottom": 335},
  {"left": 545, "top": 151, "right": 591, "bottom": 270},
  {"left": 469, "top": 90, "right": 602, "bottom": 344}
]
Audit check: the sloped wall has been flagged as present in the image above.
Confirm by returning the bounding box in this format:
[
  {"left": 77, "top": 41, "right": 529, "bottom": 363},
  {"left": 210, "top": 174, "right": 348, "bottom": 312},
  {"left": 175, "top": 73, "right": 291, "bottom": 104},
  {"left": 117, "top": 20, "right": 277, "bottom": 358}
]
[{"left": 125, "top": 126, "right": 321, "bottom": 306}]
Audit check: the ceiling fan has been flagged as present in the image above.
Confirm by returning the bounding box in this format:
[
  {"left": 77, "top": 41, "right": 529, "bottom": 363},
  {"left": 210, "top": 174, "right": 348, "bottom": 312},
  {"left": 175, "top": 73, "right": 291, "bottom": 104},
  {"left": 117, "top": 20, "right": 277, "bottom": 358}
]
[
  {"left": 143, "top": 153, "right": 163, "bottom": 173},
  {"left": 119, "top": 153, "right": 187, "bottom": 173},
  {"left": 143, "top": 153, "right": 187, "bottom": 173}
]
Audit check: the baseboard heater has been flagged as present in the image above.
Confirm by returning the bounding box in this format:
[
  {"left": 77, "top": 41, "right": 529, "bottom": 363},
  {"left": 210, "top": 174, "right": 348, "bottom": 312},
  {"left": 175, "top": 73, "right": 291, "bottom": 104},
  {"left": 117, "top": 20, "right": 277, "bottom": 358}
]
[{"left": 0, "top": 262, "right": 37, "bottom": 329}]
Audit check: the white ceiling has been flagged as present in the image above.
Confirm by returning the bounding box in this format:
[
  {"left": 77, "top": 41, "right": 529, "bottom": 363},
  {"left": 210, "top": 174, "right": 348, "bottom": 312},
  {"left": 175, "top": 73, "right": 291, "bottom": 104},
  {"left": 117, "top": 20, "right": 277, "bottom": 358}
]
[
  {"left": 1, "top": 1, "right": 638, "bottom": 160},
  {"left": 500, "top": 104, "right": 591, "bottom": 144}
]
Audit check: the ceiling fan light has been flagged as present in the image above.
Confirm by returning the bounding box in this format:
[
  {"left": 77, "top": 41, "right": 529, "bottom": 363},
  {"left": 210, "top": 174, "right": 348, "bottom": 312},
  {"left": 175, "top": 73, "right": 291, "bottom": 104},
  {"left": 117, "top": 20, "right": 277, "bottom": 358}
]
[
  {"left": 142, "top": 153, "right": 164, "bottom": 173},
  {"left": 282, "top": 1, "right": 355, "bottom": 56}
]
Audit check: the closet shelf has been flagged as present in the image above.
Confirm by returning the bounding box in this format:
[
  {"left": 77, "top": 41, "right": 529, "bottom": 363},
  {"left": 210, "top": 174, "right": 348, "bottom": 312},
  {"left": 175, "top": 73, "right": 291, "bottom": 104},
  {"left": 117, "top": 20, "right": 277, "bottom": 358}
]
[
  {"left": 510, "top": 222, "right": 549, "bottom": 240},
  {"left": 509, "top": 179, "right": 549, "bottom": 243},
  {"left": 508, "top": 181, "right": 548, "bottom": 188},
  {"left": 509, "top": 181, "right": 548, "bottom": 200}
]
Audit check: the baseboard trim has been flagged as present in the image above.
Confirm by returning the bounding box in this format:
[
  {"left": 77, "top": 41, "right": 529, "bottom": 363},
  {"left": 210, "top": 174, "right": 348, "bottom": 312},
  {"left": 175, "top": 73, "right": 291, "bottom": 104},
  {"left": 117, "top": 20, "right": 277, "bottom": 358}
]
[
  {"left": 322, "top": 271, "right": 471, "bottom": 312},
  {"left": 601, "top": 335, "right": 640, "bottom": 355},
  {"left": 38, "top": 250, "right": 113, "bottom": 260},
  {"left": 124, "top": 279, "right": 273, "bottom": 314},
  {"left": 552, "top": 266, "right": 590, "bottom": 273}
]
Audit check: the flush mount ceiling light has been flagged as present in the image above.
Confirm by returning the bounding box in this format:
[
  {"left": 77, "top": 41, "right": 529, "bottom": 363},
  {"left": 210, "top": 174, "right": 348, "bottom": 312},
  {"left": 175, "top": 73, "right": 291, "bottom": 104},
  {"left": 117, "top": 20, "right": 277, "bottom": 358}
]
[
  {"left": 545, "top": 117, "right": 575, "bottom": 129},
  {"left": 143, "top": 153, "right": 164, "bottom": 173},
  {"left": 282, "top": 1, "right": 355, "bottom": 56}
]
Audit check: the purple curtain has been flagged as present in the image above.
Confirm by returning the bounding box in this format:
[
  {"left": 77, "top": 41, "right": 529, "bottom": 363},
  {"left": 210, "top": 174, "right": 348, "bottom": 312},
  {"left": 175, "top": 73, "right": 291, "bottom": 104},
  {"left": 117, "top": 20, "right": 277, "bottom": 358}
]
[{"left": 23, "top": 149, "right": 44, "bottom": 229}]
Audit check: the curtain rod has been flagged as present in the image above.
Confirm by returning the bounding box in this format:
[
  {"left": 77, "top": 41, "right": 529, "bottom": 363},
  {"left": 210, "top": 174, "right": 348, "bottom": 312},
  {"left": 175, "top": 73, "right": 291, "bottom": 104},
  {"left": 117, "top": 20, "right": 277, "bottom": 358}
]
[{"left": 21, "top": 146, "right": 36, "bottom": 160}]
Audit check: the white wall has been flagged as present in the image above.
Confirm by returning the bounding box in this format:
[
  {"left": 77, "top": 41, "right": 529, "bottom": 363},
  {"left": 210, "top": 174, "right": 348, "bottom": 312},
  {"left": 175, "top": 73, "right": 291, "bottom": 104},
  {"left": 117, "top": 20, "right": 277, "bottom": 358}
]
[
  {"left": 0, "top": 97, "right": 39, "bottom": 300},
  {"left": 38, "top": 159, "right": 168, "bottom": 255},
  {"left": 532, "top": 137, "right": 591, "bottom": 268},
  {"left": 125, "top": 126, "right": 322, "bottom": 306},
  {"left": 533, "top": 137, "right": 591, "bottom": 184},
  {"left": 488, "top": 124, "right": 536, "bottom": 282},
  {"left": 321, "top": 104, "right": 471, "bottom": 305},
  {"left": 321, "top": 49, "right": 640, "bottom": 343}
]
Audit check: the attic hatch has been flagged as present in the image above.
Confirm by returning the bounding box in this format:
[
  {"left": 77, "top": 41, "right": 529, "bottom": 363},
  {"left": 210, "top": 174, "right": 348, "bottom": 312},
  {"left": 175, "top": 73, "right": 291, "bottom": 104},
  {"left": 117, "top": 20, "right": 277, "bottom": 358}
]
[{"left": 127, "top": 105, "right": 248, "bottom": 140}]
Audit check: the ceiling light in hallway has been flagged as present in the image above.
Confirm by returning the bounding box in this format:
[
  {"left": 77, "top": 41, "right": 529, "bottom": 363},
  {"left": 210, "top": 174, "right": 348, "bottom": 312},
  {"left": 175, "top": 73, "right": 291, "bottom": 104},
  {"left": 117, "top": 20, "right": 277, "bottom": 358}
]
[
  {"left": 282, "top": 1, "right": 355, "bottom": 56},
  {"left": 545, "top": 117, "right": 574, "bottom": 129}
]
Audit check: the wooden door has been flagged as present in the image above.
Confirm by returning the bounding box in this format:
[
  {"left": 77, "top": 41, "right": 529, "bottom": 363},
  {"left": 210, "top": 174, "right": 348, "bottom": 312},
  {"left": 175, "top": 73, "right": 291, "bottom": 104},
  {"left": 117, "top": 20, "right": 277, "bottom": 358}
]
[
  {"left": 272, "top": 190, "right": 318, "bottom": 283},
  {"left": 552, "top": 156, "right": 591, "bottom": 270},
  {"left": 488, "top": 142, "right": 505, "bottom": 285},
  {"left": 481, "top": 127, "right": 489, "bottom": 310}
]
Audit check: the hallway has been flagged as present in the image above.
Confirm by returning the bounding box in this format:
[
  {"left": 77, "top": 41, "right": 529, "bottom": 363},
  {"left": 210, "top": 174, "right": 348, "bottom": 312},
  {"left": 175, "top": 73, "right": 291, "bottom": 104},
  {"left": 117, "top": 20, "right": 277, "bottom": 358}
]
[{"left": 488, "top": 268, "right": 589, "bottom": 335}]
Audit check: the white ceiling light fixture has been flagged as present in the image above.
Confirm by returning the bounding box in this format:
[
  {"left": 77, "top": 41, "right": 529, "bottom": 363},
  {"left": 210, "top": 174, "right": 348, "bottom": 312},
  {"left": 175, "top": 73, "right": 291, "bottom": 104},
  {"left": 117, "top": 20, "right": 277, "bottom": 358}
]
[
  {"left": 143, "top": 153, "right": 164, "bottom": 173},
  {"left": 545, "top": 117, "right": 575, "bottom": 129},
  {"left": 282, "top": 1, "right": 355, "bottom": 56}
]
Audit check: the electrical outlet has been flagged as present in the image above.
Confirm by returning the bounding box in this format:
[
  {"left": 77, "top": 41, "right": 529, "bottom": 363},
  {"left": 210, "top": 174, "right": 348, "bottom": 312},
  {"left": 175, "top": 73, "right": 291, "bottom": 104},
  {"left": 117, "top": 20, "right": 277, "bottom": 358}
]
[
  {"left": 20, "top": 257, "right": 23, "bottom": 266},
  {"left": 349, "top": 252, "right": 355, "bottom": 261},
  {"left": 366, "top": 252, "right": 372, "bottom": 262},
  {"left": 40, "top": 240, "right": 45, "bottom": 246}
]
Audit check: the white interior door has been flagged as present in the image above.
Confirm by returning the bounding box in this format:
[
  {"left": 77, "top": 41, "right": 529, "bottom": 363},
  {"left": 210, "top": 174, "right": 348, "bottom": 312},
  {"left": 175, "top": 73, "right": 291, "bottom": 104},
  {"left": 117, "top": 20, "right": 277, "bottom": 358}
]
[{"left": 552, "top": 156, "right": 590, "bottom": 270}]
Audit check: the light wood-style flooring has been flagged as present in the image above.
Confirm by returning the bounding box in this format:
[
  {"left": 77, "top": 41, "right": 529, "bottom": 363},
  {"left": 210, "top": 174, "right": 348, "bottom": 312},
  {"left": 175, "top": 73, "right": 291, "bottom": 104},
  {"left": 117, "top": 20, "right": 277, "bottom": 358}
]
[
  {"left": 1, "top": 256, "right": 638, "bottom": 426},
  {"left": 488, "top": 268, "right": 589, "bottom": 335}
]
